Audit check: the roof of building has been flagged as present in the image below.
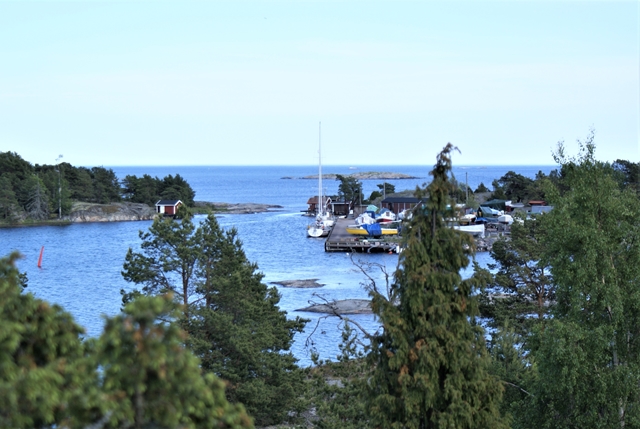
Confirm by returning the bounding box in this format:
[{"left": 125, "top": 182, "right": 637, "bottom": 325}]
[
  {"left": 306, "top": 196, "right": 332, "bottom": 205},
  {"left": 381, "top": 197, "right": 424, "bottom": 203},
  {"left": 155, "top": 200, "right": 183, "bottom": 206}
]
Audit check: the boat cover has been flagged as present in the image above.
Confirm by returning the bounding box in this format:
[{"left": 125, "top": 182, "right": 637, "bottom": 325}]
[{"left": 363, "top": 223, "right": 382, "bottom": 236}]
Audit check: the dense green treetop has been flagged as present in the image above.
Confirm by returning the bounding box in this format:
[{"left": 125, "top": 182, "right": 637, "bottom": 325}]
[
  {"left": 0, "top": 151, "right": 197, "bottom": 221},
  {"left": 0, "top": 252, "right": 253, "bottom": 428},
  {"left": 122, "top": 173, "right": 195, "bottom": 207},
  {"left": 122, "top": 212, "right": 308, "bottom": 427},
  {"left": 335, "top": 174, "right": 363, "bottom": 206},
  {"left": 524, "top": 135, "right": 640, "bottom": 429},
  {"left": 367, "top": 144, "right": 506, "bottom": 429},
  {"left": 96, "top": 293, "right": 253, "bottom": 429}
]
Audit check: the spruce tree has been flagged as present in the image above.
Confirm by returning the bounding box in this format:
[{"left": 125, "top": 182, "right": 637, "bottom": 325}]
[{"left": 367, "top": 144, "right": 506, "bottom": 429}]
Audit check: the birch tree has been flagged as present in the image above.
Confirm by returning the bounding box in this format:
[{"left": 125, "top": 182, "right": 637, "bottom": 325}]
[{"left": 528, "top": 133, "right": 640, "bottom": 428}]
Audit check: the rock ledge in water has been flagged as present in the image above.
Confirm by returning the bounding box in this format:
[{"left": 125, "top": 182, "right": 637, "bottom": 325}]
[
  {"left": 297, "top": 299, "right": 372, "bottom": 314},
  {"left": 271, "top": 279, "right": 325, "bottom": 288},
  {"left": 194, "top": 201, "right": 283, "bottom": 214}
]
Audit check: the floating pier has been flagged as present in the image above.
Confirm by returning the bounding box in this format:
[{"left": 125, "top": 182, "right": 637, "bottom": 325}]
[{"left": 324, "top": 218, "right": 400, "bottom": 253}]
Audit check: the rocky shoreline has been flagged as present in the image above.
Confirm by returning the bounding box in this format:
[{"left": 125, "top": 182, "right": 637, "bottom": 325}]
[
  {"left": 193, "top": 201, "right": 283, "bottom": 214},
  {"left": 65, "top": 201, "right": 283, "bottom": 223},
  {"left": 65, "top": 202, "right": 156, "bottom": 222}
]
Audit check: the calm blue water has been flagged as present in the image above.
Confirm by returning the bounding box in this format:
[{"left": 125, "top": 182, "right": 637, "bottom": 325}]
[{"left": 0, "top": 164, "right": 554, "bottom": 366}]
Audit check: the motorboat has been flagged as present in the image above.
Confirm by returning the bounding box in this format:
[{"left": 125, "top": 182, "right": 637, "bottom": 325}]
[
  {"left": 355, "top": 213, "right": 376, "bottom": 226},
  {"left": 376, "top": 209, "right": 396, "bottom": 223}
]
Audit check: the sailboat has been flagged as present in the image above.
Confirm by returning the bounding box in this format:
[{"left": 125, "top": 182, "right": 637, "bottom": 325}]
[{"left": 307, "top": 122, "right": 335, "bottom": 238}]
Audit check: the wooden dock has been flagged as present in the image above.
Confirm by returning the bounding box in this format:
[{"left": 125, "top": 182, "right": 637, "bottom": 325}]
[{"left": 324, "top": 217, "right": 400, "bottom": 253}]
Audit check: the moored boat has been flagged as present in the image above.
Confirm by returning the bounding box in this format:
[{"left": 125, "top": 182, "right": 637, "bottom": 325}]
[
  {"left": 453, "top": 223, "right": 485, "bottom": 238},
  {"left": 346, "top": 223, "right": 398, "bottom": 237},
  {"left": 307, "top": 122, "right": 335, "bottom": 238}
]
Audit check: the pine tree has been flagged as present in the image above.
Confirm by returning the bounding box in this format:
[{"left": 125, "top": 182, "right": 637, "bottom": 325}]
[
  {"left": 367, "top": 144, "right": 506, "bottom": 429},
  {"left": 95, "top": 294, "right": 253, "bottom": 429},
  {"left": 0, "top": 252, "right": 104, "bottom": 428},
  {"left": 479, "top": 214, "right": 553, "bottom": 336},
  {"left": 122, "top": 213, "right": 308, "bottom": 427},
  {"left": 122, "top": 208, "right": 199, "bottom": 313},
  {"left": 187, "top": 214, "right": 307, "bottom": 427}
]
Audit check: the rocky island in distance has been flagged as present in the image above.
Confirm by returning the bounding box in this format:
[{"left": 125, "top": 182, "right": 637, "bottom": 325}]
[{"left": 281, "top": 171, "right": 421, "bottom": 180}]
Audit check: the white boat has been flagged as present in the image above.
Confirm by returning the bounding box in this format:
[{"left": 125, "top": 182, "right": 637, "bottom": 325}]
[
  {"left": 355, "top": 213, "right": 376, "bottom": 226},
  {"left": 376, "top": 209, "right": 396, "bottom": 223},
  {"left": 497, "top": 214, "right": 514, "bottom": 224},
  {"left": 454, "top": 224, "right": 485, "bottom": 238},
  {"left": 307, "top": 122, "right": 334, "bottom": 238},
  {"left": 307, "top": 220, "right": 331, "bottom": 237}
]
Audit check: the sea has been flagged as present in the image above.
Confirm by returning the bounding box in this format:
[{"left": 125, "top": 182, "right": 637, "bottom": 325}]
[{"left": 0, "top": 165, "right": 555, "bottom": 366}]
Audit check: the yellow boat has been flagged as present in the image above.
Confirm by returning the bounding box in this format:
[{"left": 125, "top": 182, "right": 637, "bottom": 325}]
[{"left": 346, "top": 225, "right": 398, "bottom": 236}]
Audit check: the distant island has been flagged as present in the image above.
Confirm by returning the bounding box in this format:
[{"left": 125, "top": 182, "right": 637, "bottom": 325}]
[{"left": 281, "top": 172, "right": 420, "bottom": 180}]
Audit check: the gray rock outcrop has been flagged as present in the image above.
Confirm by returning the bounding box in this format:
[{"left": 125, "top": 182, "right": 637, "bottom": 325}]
[
  {"left": 66, "top": 202, "right": 156, "bottom": 222},
  {"left": 297, "top": 299, "right": 372, "bottom": 314},
  {"left": 271, "top": 279, "right": 325, "bottom": 288}
]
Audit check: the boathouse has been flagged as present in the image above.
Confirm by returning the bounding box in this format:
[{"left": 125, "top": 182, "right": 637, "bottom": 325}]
[
  {"left": 155, "top": 199, "right": 183, "bottom": 216},
  {"left": 381, "top": 197, "right": 425, "bottom": 215},
  {"left": 330, "top": 199, "right": 351, "bottom": 216},
  {"left": 305, "top": 196, "right": 332, "bottom": 216}
]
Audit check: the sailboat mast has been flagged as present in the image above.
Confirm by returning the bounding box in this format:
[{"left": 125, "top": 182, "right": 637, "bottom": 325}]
[{"left": 318, "top": 122, "right": 322, "bottom": 216}]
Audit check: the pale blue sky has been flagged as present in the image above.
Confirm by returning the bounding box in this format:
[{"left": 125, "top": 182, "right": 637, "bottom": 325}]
[{"left": 1, "top": 1, "right": 638, "bottom": 167}]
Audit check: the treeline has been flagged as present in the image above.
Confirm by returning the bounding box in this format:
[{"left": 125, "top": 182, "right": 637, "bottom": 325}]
[
  {"left": 0, "top": 151, "right": 195, "bottom": 222},
  {"left": 482, "top": 157, "right": 639, "bottom": 202},
  {"left": 334, "top": 158, "right": 638, "bottom": 210}
]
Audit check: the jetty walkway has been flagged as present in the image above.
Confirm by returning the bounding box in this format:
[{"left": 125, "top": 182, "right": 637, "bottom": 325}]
[{"left": 324, "top": 218, "right": 400, "bottom": 253}]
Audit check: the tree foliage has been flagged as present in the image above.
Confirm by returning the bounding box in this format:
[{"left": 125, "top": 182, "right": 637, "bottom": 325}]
[
  {"left": 0, "top": 252, "right": 102, "bottom": 428},
  {"left": 526, "top": 134, "right": 640, "bottom": 428},
  {"left": 612, "top": 158, "right": 640, "bottom": 196},
  {"left": 23, "top": 175, "right": 50, "bottom": 220},
  {"left": 480, "top": 214, "right": 554, "bottom": 336},
  {"left": 490, "top": 171, "right": 534, "bottom": 202},
  {"left": 122, "top": 212, "right": 307, "bottom": 427},
  {"left": 336, "top": 174, "right": 363, "bottom": 207},
  {"left": 0, "top": 252, "right": 253, "bottom": 428},
  {"left": 95, "top": 294, "right": 253, "bottom": 429},
  {"left": 474, "top": 181, "right": 490, "bottom": 193},
  {"left": 0, "top": 151, "right": 198, "bottom": 222},
  {"left": 366, "top": 143, "right": 506, "bottom": 429},
  {"left": 122, "top": 173, "right": 196, "bottom": 207},
  {"left": 0, "top": 175, "right": 21, "bottom": 221}
]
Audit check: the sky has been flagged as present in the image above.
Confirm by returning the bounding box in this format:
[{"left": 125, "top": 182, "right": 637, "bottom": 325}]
[{"left": 0, "top": 1, "right": 638, "bottom": 167}]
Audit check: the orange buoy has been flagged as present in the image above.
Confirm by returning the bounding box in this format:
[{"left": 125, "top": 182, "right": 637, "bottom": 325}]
[{"left": 37, "top": 246, "right": 44, "bottom": 268}]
